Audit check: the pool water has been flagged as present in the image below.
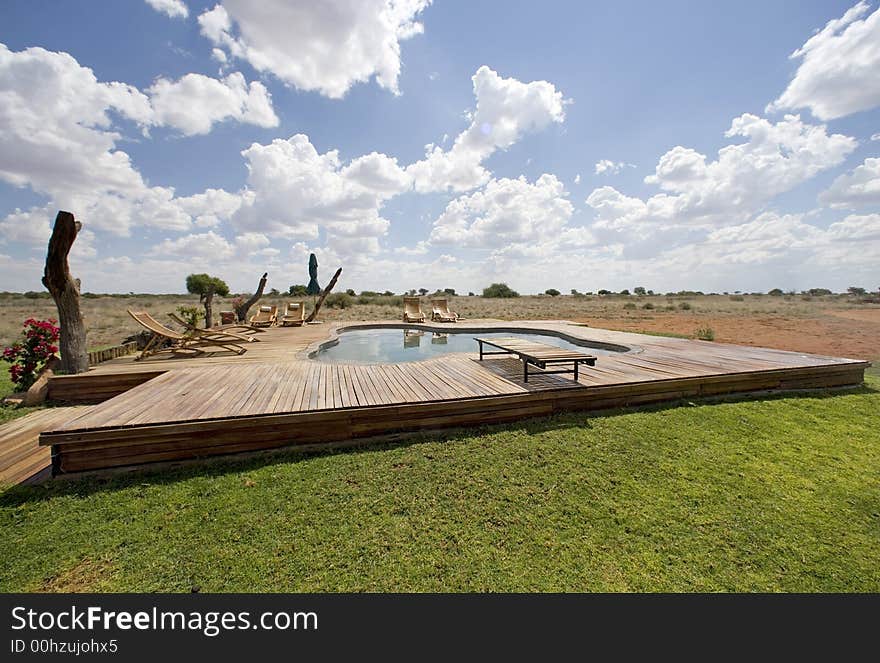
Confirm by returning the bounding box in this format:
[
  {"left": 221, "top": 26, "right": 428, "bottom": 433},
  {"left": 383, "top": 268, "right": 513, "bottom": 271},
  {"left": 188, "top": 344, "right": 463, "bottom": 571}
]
[{"left": 312, "top": 328, "right": 624, "bottom": 364}]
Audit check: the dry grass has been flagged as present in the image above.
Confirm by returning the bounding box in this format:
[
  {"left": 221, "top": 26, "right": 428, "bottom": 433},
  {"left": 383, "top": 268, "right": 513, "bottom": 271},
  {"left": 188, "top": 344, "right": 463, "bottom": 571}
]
[{"left": 1, "top": 292, "right": 877, "bottom": 358}]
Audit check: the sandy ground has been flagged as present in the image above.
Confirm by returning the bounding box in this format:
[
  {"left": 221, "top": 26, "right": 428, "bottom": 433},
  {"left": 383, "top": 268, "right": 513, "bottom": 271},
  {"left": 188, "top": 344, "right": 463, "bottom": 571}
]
[
  {"left": 575, "top": 308, "right": 880, "bottom": 360},
  {"left": 2, "top": 294, "right": 878, "bottom": 364}
]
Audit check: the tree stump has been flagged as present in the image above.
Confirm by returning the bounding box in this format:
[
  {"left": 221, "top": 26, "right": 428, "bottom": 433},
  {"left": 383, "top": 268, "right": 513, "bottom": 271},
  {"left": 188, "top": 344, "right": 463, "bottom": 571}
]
[{"left": 42, "top": 211, "right": 88, "bottom": 375}]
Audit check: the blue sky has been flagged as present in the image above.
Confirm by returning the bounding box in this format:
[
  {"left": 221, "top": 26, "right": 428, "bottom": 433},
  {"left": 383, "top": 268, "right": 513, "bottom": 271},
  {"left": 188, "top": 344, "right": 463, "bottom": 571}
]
[{"left": 1, "top": 0, "right": 878, "bottom": 294}]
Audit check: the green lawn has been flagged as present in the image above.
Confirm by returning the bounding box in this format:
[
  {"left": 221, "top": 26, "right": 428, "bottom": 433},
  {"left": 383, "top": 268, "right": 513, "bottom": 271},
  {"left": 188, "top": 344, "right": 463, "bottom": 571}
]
[{"left": 1, "top": 378, "right": 878, "bottom": 592}]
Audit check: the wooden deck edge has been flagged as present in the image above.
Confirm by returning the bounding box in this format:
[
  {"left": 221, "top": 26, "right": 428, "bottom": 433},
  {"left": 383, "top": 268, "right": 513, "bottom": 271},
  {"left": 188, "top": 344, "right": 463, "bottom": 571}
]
[
  {"left": 44, "top": 380, "right": 867, "bottom": 483},
  {"left": 46, "top": 370, "right": 167, "bottom": 403},
  {"left": 41, "top": 363, "right": 867, "bottom": 476}
]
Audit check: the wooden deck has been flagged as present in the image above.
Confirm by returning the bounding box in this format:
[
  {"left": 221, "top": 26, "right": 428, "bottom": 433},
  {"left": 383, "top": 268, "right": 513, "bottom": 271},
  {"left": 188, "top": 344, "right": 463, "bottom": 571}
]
[
  {"left": 0, "top": 320, "right": 868, "bottom": 481},
  {"left": 0, "top": 407, "right": 87, "bottom": 485}
]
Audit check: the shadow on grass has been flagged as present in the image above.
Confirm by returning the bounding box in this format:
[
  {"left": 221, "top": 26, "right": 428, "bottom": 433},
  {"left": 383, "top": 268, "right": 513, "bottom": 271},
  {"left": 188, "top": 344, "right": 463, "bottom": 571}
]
[{"left": 2, "top": 379, "right": 877, "bottom": 508}]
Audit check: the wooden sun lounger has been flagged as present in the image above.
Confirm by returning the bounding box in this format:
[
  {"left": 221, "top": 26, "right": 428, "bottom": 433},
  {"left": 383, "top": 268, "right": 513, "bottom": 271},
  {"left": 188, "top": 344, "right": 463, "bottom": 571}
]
[
  {"left": 280, "top": 301, "right": 305, "bottom": 327},
  {"left": 430, "top": 298, "right": 459, "bottom": 322},
  {"left": 128, "top": 310, "right": 248, "bottom": 361},
  {"left": 249, "top": 305, "right": 277, "bottom": 327},
  {"left": 403, "top": 297, "right": 426, "bottom": 323},
  {"left": 474, "top": 336, "right": 596, "bottom": 383},
  {"left": 167, "top": 313, "right": 260, "bottom": 343}
]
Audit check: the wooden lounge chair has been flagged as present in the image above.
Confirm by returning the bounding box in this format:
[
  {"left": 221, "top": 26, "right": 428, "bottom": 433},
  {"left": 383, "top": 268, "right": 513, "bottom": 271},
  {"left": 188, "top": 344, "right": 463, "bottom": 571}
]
[
  {"left": 249, "top": 305, "right": 277, "bottom": 327},
  {"left": 128, "top": 310, "right": 248, "bottom": 360},
  {"left": 474, "top": 336, "right": 596, "bottom": 383},
  {"left": 430, "top": 298, "right": 459, "bottom": 322},
  {"left": 280, "top": 301, "right": 305, "bottom": 327},
  {"left": 403, "top": 297, "right": 426, "bottom": 323},
  {"left": 167, "top": 312, "right": 260, "bottom": 343}
]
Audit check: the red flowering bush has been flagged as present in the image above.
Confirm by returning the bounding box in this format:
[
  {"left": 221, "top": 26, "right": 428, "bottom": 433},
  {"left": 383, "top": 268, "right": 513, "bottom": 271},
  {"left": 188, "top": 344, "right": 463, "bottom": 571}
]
[{"left": 2, "top": 318, "right": 60, "bottom": 392}]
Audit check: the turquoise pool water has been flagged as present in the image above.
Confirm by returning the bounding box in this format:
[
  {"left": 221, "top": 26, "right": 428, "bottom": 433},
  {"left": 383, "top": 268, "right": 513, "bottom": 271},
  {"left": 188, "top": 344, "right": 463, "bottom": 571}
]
[{"left": 312, "top": 328, "right": 625, "bottom": 364}]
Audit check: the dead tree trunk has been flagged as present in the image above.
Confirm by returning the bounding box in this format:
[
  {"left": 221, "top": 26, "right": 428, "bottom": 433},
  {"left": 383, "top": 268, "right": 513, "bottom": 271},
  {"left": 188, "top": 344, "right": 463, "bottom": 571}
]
[
  {"left": 306, "top": 267, "right": 342, "bottom": 323},
  {"left": 235, "top": 272, "right": 268, "bottom": 322},
  {"left": 42, "top": 211, "right": 88, "bottom": 374}
]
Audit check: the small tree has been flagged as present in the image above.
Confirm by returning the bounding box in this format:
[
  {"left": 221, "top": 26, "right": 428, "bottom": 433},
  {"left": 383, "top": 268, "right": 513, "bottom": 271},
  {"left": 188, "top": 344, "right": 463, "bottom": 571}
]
[
  {"left": 175, "top": 306, "right": 203, "bottom": 328},
  {"left": 482, "top": 283, "right": 520, "bottom": 298},
  {"left": 289, "top": 284, "right": 309, "bottom": 296},
  {"left": 619, "top": 289, "right": 631, "bottom": 296},
  {"left": 443, "top": 288, "right": 456, "bottom": 296},
  {"left": 186, "top": 273, "right": 229, "bottom": 328},
  {"left": 418, "top": 288, "right": 429, "bottom": 296},
  {"left": 847, "top": 286, "right": 866, "bottom": 296},
  {"left": 768, "top": 288, "right": 784, "bottom": 296},
  {"left": 633, "top": 286, "right": 646, "bottom": 296},
  {"left": 545, "top": 288, "right": 560, "bottom": 296}
]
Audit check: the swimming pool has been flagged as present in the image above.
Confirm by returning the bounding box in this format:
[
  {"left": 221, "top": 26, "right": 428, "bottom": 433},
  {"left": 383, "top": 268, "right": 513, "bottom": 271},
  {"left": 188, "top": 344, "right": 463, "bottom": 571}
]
[{"left": 311, "top": 327, "right": 628, "bottom": 364}]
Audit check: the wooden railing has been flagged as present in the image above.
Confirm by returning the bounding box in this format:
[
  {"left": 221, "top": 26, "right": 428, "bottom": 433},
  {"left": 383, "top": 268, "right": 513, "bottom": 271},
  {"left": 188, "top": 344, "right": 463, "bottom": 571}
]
[{"left": 87, "top": 342, "right": 139, "bottom": 366}]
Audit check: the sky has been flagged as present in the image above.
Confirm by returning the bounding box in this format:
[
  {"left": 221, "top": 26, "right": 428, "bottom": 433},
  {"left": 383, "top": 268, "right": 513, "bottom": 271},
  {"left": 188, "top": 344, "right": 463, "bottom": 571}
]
[{"left": 1, "top": 0, "right": 879, "bottom": 295}]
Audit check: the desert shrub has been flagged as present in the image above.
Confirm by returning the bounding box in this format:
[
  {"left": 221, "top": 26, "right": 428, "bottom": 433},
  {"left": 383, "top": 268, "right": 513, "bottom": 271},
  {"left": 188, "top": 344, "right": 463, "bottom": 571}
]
[
  {"left": 345, "top": 289, "right": 356, "bottom": 296},
  {"left": 289, "top": 285, "right": 309, "bottom": 296},
  {"left": 729, "top": 295, "right": 744, "bottom": 301},
  {"left": 545, "top": 289, "right": 561, "bottom": 297},
  {"left": 325, "top": 293, "right": 354, "bottom": 309},
  {"left": 665, "top": 305, "right": 676, "bottom": 311},
  {"left": 623, "top": 302, "right": 636, "bottom": 310},
  {"left": 679, "top": 302, "right": 692, "bottom": 310},
  {"left": 695, "top": 327, "right": 715, "bottom": 341},
  {"left": 2, "top": 318, "right": 60, "bottom": 391},
  {"left": 642, "top": 302, "right": 654, "bottom": 309},
  {"left": 175, "top": 306, "right": 203, "bottom": 327},
  {"left": 483, "top": 283, "right": 520, "bottom": 298}
]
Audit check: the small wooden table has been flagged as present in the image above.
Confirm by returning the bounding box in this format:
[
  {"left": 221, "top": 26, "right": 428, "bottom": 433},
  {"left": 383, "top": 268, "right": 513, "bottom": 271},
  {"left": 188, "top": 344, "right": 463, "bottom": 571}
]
[{"left": 474, "top": 336, "right": 597, "bottom": 383}]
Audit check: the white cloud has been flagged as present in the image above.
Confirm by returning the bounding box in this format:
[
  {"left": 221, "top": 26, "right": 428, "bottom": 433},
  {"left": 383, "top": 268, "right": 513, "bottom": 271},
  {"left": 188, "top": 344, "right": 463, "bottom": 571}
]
[
  {"left": 768, "top": 2, "right": 880, "bottom": 120},
  {"left": 175, "top": 188, "right": 244, "bottom": 228},
  {"left": 407, "top": 66, "right": 567, "bottom": 192},
  {"left": 394, "top": 241, "right": 429, "bottom": 256},
  {"left": 429, "top": 174, "right": 573, "bottom": 247},
  {"left": 825, "top": 213, "right": 880, "bottom": 241},
  {"left": 145, "top": 0, "right": 189, "bottom": 19},
  {"left": 0, "top": 43, "right": 175, "bottom": 237},
  {"left": 0, "top": 208, "right": 53, "bottom": 246},
  {"left": 587, "top": 113, "right": 857, "bottom": 234},
  {"left": 872, "top": 133, "right": 880, "bottom": 141},
  {"left": 819, "top": 157, "right": 880, "bottom": 208},
  {"left": 148, "top": 72, "right": 278, "bottom": 136},
  {"left": 0, "top": 44, "right": 285, "bottom": 247},
  {"left": 231, "top": 134, "right": 410, "bottom": 254},
  {"left": 197, "top": 0, "right": 429, "bottom": 98},
  {"left": 594, "top": 159, "right": 634, "bottom": 175},
  {"left": 574, "top": 174, "right": 581, "bottom": 184}
]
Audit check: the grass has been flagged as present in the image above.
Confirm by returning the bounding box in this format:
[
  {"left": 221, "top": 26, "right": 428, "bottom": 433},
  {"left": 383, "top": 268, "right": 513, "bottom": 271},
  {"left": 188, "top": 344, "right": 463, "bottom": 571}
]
[{"left": 1, "top": 379, "right": 878, "bottom": 592}]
